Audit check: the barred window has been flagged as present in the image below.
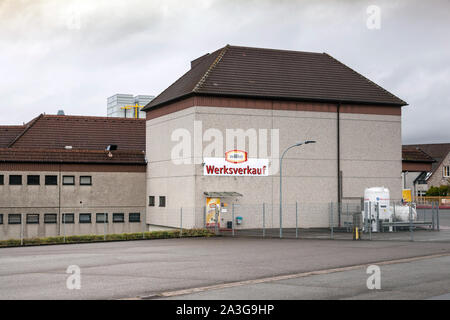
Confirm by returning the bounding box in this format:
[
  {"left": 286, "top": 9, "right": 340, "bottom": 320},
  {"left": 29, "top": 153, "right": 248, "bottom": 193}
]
[
  {"left": 96, "top": 213, "right": 108, "bottom": 223},
  {"left": 9, "top": 175, "right": 22, "bottom": 185},
  {"left": 129, "top": 213, "right": 141, "bottom": 223},
  {"left": 113, "top": 213, "right": 124, "bottom": 223},
  {"left": 45, "top": 175, "right": 58, "bottom": 185},
  {"left": 63, "top": 176, "right": 75, "bottom": 185},
  {"left": 62, "top": 213, "right": 74, "bottom": 224},
  {"left": 8, "top": 214, "right": 21, "bottom": 224},
  {"left": 27, "top": 214, "right": 39, "bottom": 224},
  {"left": 27, "top": 175, "right": 40, "bottom": 185},
  {"left": 79, "top": 213, "right": 91, "bottom": 223},
  {"left": 44, "top": 214, "right": 57, "bottom": 224}
]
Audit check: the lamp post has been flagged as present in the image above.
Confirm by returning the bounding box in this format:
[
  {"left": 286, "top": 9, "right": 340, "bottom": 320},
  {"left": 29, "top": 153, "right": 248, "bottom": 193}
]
[{"left": 279, "top": 140, "right": 316, "bottom": 238}]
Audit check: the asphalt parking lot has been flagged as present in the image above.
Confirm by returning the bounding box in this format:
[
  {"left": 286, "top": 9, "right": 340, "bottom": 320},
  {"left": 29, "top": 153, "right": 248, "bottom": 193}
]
[{"left": 0, "top": 237, "right": 449, "bottom": 300}]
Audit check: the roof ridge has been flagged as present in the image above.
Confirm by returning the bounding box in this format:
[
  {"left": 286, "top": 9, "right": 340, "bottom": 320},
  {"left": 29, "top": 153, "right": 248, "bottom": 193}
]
[
  {"left": 193, "top": 45, "right": 229, "bottom": 93},
  {"left": 227, "top": 44, "right": 324, "bottom": 55},
  {"left": 322, "top": 53, "right": 407, "bottom": 106},
  {"left": 7, "top": 113, "right": 44, "bottom": 148},
  {"left": 41, "top": 114, "right": 146, "bottom": 121}
]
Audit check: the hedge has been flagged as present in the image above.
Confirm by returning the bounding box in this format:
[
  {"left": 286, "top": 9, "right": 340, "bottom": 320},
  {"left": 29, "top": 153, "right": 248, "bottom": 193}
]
[{"left": 0, "top": 228, "right": 215, "bottom": 248}]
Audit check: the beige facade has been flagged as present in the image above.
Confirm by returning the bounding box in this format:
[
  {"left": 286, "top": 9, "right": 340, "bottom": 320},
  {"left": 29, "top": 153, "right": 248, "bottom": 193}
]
[
  {"left": 0, "top": 168, "right": 146, "bottom": 240},
  {"left": 146, "top": 104, "right": 402, "bottom": 229}
]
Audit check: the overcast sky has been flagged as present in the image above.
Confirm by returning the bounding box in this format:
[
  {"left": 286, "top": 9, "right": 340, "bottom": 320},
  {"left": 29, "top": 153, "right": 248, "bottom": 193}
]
[{"left": 0, "top": 0, "right": 449, "bottom": 144}]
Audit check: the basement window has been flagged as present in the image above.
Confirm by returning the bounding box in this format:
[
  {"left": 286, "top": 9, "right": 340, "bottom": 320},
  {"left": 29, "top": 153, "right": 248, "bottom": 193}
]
[
  {"left": 62, "top": 213, "right": 74, "bottom": 224},
  {"left": 79, "top": 213, "right": 92, "bottom": 224},
  {"left": 44, "top": 214, "right": 57, "bottom": 224},
  {"left": 63, "top": 176, "right": 75, "bottom": 185},
  {"left": 45, "top": 175, "right": 58, "bottom": 185},
  {"left": 80, "top": 176, "right": 92, "bottom": 186},
  {"left": 113, "top": 213, "right": 124, "bottom": 223},
  {"left": 26, "top": 214, "right": 40, "bottom": 224},
  {"left": 8, "top": 214, "right": 21, "bottom": 224},
  {"left": 96, "top": 213, "right": 108, "bottom": 223},
  {"left": 129, "top": 213, "right": 141, "bottom": 223},
  {"left": 27, "top": 175, "right": 40, "bottom": 185},
  {"left": 9, "top": 175, "right": 22, "bottom": 185}
]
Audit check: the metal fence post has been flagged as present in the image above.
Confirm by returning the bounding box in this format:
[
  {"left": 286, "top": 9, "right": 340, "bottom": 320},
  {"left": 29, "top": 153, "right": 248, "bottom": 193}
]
[
  {"left": 232, "top": 203, "right": 235, "bottom": 237},
  {"left": 63, "top": 214, "right": 66, "bottom": 243},
  {"left": 295, "top": 201, "right": 298, "bottom": 239},
  {"left": 104, "top": 213, "right": 106, "bottom": 241},
  {"left": 409, "top": 204, "right": 413, "bottom": 242},
  {"left": 180, "top": 207, "right": 183, "bottom": 237},
  {"left": 262, "top": 203, "right": 266, "bottom": 238},
  {"left": 436, "top": 201, "right": 440, "bottom": 231},
  {"left": 432, "top": 202, "right": 435, "bottom": 230},
  {"left": 21, "top": 213, "right": 24, "bottom": 246},
  {"left": 330, "top": 202, "right": 334, "bottom": 239},
  {"left": 368, "top": 202, "right": 372, "bottom": 240}
]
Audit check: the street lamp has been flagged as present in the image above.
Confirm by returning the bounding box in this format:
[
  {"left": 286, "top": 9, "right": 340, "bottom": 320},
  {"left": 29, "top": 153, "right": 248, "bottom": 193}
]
[{"left": 279, "top": 140, "right": 316, "bottom": 238}]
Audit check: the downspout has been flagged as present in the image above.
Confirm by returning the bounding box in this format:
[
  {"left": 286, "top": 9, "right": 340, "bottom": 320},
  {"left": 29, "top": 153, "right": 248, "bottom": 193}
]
[
  {"left": 337, "top": 102, "right": 342, "bottom": 227},
  {"left": 58, "top": 163, "right": 62, "bottom": 236}
]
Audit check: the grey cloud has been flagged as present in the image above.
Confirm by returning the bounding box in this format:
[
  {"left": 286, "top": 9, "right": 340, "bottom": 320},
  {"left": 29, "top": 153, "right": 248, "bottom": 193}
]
[{"left": 0, "top": 0, "right": 449, "bottom": 144}]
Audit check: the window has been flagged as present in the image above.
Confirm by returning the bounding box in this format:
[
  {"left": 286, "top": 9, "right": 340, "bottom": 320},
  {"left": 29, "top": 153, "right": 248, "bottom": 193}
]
[
  {"left": 149, "top": 196, "right": 155, "bottom": 207},
  {"left": 113, "top": 213, "right": 124, "bottom": 223},
  {"left": 0, "top": 175, "right": 3, "bottom": 185},
  {"left": 0, "top": 214, "right": 3, "bottom": 224},
  {"left": 129, "top": 213, "right": 141, "bottom": 223},
  {"left": 9, "top": 175, "right": 22, "bottom": 185},
  {"left": 80, "top": 176, "right": 92, "bottom": 186},
  {"left": 45, "top": 175, "right": 58, "bottom": 185},
  {"left": 96, "top": 213, "right": 108, "bottom": 223},
  {"left": 63, "top": 176, "right": 75, "bottom": 185},
  {"left": 62, "top": 213, "right": 74, "bottom": 224},
  {"left": 444, "top": 166, "right": 450, "bottom": 178},
  {"left": 79, "top": 213, "right": 91, "bottom": 223},
  {"left": 27, "top": 175, "right": 40, "bottom": 185},
  {"left": 44, "top": 214, "right": 57, "bottom": 224},
  {"left": 27, "top": 214, "right": 40, "bottom": 224},
  {"left": 159, "top": 196, "right": 166, "bottom": 207},
  {"left": 8, "top": 214, "right": 21, "bottom": 224}
]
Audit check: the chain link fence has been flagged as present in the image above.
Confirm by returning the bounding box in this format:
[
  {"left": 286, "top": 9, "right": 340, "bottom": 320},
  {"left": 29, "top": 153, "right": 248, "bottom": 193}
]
[{"left": 1, "top": 201, "right": 444, "bottom": 243}]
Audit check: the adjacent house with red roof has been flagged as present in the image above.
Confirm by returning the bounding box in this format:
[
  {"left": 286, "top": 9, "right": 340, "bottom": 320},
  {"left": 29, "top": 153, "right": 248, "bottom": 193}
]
[{"left": 0, "top": 114, "right": 147, "bottom": 240}]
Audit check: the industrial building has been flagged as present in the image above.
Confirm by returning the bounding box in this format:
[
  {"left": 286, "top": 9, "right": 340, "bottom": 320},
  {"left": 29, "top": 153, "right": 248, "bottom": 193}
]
[
  {"left": 142, "top": 45, "right": 407, "bottom": 230},
  {"left": 1, "top": 45, "right": 409, "bottom": 238},
  {"left": 0, "top": 114, "right": 146, "bottom": 240},
  {"left": 107, "top": 94, "right": 154, "bottom": 119}
]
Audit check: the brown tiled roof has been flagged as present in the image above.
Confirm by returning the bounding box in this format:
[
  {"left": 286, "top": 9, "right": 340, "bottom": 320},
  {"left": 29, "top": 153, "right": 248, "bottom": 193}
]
[
  {"left": 8, "top": 114, "right": 146, "bottom": 151},
  {"left": 402, "top": 146, "right": 434, "bottom": 162},
  {"left": 0, "top": 148, "right": 146, "bottom": 165},
  {"left": 405, "top": 143, "right": 450, "bottom": 173},
  {"left": 143, "top": 45, "right": 407, "bottom": 110},
  {"left": 0, "top": 125, "right": 25, "bottom": 147}
]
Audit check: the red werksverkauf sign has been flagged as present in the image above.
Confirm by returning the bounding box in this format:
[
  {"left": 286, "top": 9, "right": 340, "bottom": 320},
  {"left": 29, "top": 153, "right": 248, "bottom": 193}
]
[{"left": 204, "top": 151, "right": 269, "bottom": 176}]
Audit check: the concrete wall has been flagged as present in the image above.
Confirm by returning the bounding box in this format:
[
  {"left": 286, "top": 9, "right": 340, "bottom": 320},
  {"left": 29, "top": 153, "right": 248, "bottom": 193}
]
[
  {"left": 146, "top": 105, "right": 402, "bottom": 229},
  {"left": 0, "top": 170, "right": 146, "bottom": 240}
]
